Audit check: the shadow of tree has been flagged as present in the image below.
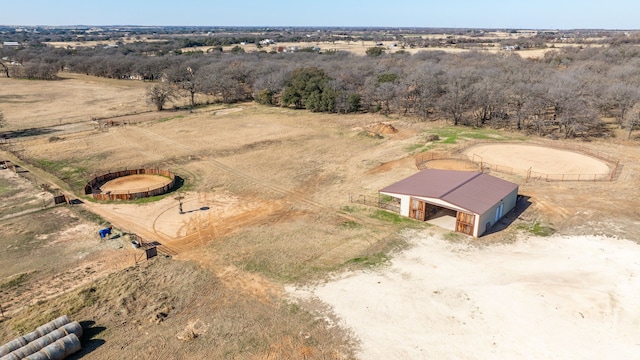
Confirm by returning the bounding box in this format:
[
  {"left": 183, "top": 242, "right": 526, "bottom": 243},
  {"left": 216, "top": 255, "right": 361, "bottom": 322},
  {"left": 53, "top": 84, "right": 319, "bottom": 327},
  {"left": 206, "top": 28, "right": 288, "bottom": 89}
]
[{"left": 0, "top": 127, "right": 59, "bottom": 140}]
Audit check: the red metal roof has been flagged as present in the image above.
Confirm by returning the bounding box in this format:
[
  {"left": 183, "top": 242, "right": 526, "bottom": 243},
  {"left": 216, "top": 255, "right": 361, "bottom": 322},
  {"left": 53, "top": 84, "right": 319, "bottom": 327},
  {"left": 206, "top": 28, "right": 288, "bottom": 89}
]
[{"left": 379, "top": 169, "right": 518, "bottom": 215}]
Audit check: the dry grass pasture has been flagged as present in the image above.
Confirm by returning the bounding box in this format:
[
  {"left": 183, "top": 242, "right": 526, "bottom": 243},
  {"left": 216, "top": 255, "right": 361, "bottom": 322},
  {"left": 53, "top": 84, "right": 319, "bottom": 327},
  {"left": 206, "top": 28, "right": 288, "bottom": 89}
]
[{"left": 1, "top": 75, "right": 640, "bottom": 359}]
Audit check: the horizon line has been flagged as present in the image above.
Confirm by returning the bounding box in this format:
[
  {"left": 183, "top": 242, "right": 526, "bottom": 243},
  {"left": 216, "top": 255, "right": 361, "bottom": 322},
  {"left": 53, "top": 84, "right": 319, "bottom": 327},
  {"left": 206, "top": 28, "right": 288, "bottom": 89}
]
[{"left": 2, "top": 25, "right": 639, "bottom": 32}]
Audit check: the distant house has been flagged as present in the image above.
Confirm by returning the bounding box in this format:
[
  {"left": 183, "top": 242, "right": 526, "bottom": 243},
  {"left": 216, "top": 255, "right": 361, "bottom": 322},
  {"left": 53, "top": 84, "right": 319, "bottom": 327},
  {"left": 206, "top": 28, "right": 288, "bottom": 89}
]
[
  {"left": 259, "top": 39, "right": 275, "bottom": 46},
  {"left": 379, "top": 169, "right": 519, "bottom": 237},
  {"left": 2, "top": 41, "right": 20, "bottom": 48}
]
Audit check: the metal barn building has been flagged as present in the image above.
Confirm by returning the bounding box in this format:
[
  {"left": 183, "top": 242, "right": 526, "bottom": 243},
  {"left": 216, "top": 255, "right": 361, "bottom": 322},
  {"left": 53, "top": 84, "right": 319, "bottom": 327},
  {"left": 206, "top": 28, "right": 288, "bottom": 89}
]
[{"left": 379, "top": 169, "right": 519, "bottom": 237}]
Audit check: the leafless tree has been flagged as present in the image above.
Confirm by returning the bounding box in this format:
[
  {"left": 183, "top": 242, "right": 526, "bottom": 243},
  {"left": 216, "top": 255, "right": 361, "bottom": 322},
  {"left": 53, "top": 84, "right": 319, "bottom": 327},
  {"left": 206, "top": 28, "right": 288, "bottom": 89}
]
[
  {"left": 438, "top": 68, "right": 478, "bottom": 125},
  {"left": 0, "top": 60, "right": 8, "bottom": 78},
  {"left": 625, "top": 103, "right": 640, "bottom": 139},
  {"left": 146, "top": 83, "right": 176, "bottom": 111},
  {"left": 602, "top": 83, "right": 640, "bottom": 128},
  {"left": 166, "top": 60, "right": 202, "bottom": 108}
]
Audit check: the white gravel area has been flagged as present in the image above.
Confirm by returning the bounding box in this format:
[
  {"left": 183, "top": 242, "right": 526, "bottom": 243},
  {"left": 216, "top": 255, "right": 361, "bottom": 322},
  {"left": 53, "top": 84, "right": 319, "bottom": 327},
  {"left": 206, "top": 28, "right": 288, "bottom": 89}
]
[{"left": 288, "top": 230, "right": 640, "bottom": 359}]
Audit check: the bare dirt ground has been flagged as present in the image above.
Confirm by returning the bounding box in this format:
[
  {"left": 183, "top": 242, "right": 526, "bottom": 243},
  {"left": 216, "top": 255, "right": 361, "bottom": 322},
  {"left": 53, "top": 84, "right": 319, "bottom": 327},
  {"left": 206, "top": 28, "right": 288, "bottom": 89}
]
[
  {"left": 2, "top": 75, "right": 640, "bottom": 359},
  {"left": 422, "top": 158, "right": 480, "bottom": 171}
]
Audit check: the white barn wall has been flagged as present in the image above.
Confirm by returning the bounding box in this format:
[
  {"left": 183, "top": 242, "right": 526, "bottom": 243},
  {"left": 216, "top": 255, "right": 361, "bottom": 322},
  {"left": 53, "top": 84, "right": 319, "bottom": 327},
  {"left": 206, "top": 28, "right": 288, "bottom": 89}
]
[
  {"left": 380, "top": 192, "right": 411, "bottom": 217},
  {"left": 476, "top": 188, "right": 518, "bottom": 236},
  {"left": 381, "top": 185, "right": 519, "bottom": 238}
]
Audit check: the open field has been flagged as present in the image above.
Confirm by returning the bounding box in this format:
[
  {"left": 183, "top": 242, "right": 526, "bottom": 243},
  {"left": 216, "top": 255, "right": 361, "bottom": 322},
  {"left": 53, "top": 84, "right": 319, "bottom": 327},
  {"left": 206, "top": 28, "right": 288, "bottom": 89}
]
[
  {"left": 215, "top": 39, "right": 605, "bottom": 58},
  {"left": 41, "top": 29, "right": 601, "bottom": 59},
  {"left": 1, "top": 75, "right": 640, "bottom": 358},
  {"left": 214, "top": 41, "right": 562, "bottom": 58}
]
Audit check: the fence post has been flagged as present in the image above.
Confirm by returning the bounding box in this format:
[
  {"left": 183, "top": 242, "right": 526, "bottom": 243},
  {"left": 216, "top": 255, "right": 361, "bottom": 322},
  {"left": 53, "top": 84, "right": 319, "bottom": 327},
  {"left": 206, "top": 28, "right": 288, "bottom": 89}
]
[{"left": 610, "top": 159, "right": 619, "bottom": 181}]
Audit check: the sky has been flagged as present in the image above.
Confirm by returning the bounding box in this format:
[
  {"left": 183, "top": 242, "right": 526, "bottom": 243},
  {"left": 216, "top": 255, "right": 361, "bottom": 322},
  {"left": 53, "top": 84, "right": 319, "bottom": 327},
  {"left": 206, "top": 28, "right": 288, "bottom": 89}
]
[{"left": 1, "top": 0, "right": 639, "bottom": 30}]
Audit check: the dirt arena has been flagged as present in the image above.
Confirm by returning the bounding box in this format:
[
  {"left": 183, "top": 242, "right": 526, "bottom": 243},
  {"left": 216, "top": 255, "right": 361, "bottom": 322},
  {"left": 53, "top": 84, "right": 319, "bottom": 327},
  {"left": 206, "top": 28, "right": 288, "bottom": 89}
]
[
  {"left": 99, "top": 174, "right": 172, "bottom": 193},
  {"left": 464, "top": 143, "right": 612, "bottom": 175}
]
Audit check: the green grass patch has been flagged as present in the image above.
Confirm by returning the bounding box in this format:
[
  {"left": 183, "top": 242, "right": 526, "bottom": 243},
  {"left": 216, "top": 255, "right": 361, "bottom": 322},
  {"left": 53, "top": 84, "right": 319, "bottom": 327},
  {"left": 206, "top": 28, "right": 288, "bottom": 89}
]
[
  {"left": 443, "top": 231, "right": 465, "bottom": 241},
  {"left": 405, "top": 143, "right": 425, "bottom": 152},
  {"left": 530, "top": 221, "right": 555, "bottom": 236},
  {"left": 345, "top": 253, "right": 389, "bottom": 267},
  {"left": 369, "top": 209, "right": 415, "bottom": 224},
  {"left": 424, "top": 127, "right": 514, "bottom": 145},
  {"left": 358, "top": 131, "right": 384, "bottom": 139},
  {"left": 158, "top": 115, "right": 185, "bottom": 123},
  {"left": 515, "top": 220, "right": 555, "bottom": 236},
  {"left": 420, "top": 144, "right": 435, "bottom": 153},
  {"left": 340, "top": 220, "right": 363, "bottom": 229},
  {"left": 378, "top": 195, "right": 395, "bottom": 204},
  {"left": 69, "top": 206, "right": 108, "bottom": 226},
  {"left": 0, "top": 177, "right": 21, "bottom": 198},
  {"left": 31, "top": 159, "right": 88, "bottom": 191},
  {"left": 441, "top": 136, "right": 457, "bottom": 144},
  {"left": 340, "top": 205, "right": 363, "bottom": 213},
  {"left": 427, "top": 128, "right": 459, "bottom": 144}
]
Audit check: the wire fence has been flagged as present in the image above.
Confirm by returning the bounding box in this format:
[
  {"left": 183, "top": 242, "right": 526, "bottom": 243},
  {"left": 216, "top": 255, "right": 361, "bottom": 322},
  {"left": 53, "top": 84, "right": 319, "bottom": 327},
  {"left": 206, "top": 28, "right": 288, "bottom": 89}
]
[
  {"left": 425, "top": 140, "right": 622, "bottom": 183},
  {"left": 415, "top": 152, "right": 474, "bottom": 170},
  {"left": 349, "top": 193, "right": 401, "bottom": 213}
]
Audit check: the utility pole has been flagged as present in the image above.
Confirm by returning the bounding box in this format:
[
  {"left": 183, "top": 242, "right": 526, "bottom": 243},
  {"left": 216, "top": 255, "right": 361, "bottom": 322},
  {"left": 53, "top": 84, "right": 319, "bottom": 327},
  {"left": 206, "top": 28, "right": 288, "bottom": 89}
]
[{"left": 175, "top": 195, "right": 184, "bottom": 214}]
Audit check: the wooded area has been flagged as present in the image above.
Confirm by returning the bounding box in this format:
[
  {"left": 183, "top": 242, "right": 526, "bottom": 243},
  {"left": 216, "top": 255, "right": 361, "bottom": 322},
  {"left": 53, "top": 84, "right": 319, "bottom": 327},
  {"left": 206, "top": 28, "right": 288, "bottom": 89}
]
[{"left": 2, "top": 27, "right": 640, "bottom": 139}]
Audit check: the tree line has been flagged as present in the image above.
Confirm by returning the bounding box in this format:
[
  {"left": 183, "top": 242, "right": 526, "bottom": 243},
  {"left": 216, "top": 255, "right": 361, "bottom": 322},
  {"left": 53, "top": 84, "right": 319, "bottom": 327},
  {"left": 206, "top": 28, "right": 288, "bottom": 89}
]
[{"left": 2, "top": 41, "right": 640, "bottom": 139}]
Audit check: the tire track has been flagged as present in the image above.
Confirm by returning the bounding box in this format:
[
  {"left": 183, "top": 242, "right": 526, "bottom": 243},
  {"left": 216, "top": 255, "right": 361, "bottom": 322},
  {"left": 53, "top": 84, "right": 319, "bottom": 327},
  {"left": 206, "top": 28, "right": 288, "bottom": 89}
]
[{"left": 135, "top": 127, "right": 329, "bottom": 211}]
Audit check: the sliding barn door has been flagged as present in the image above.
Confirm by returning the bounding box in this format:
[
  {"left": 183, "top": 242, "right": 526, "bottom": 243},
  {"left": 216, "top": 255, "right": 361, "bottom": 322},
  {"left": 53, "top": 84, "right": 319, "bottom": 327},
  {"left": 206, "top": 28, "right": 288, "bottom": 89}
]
[
  {"left": 409, "top": 198, "right": 427, "bottom": 221},
  {"left": 456, "top": 212, "right": 475, "bottom": 236}
]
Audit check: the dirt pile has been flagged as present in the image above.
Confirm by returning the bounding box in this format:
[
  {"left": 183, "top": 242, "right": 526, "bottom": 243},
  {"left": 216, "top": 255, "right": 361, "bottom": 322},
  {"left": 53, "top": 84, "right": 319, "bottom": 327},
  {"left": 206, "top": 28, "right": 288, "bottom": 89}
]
[{"left": 369, "top": 122, "right": 398, "bottom": 134}]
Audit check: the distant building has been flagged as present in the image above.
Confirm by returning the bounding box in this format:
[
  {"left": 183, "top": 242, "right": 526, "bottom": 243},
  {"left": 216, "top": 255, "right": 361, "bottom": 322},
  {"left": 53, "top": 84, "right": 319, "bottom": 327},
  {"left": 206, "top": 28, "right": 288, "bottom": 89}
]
[
  {"left": 2, "top": 41, "right": 20, "bottom": 48},
  {"left": 259, "top": 39, "right": 275, "bottom": 45}
]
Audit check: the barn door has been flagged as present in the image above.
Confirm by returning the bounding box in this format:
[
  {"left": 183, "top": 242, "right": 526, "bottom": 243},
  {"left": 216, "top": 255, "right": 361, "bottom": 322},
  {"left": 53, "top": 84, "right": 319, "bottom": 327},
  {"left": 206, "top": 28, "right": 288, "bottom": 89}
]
[
  {"left": 494, "top": 203, "right": 504, "bottom": 223},
  {"left": 409, "top": 198, "right": 427, "bottom": 221},
  {"left": 456, "top": 212, "right": 475, "bottom": 236}
]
